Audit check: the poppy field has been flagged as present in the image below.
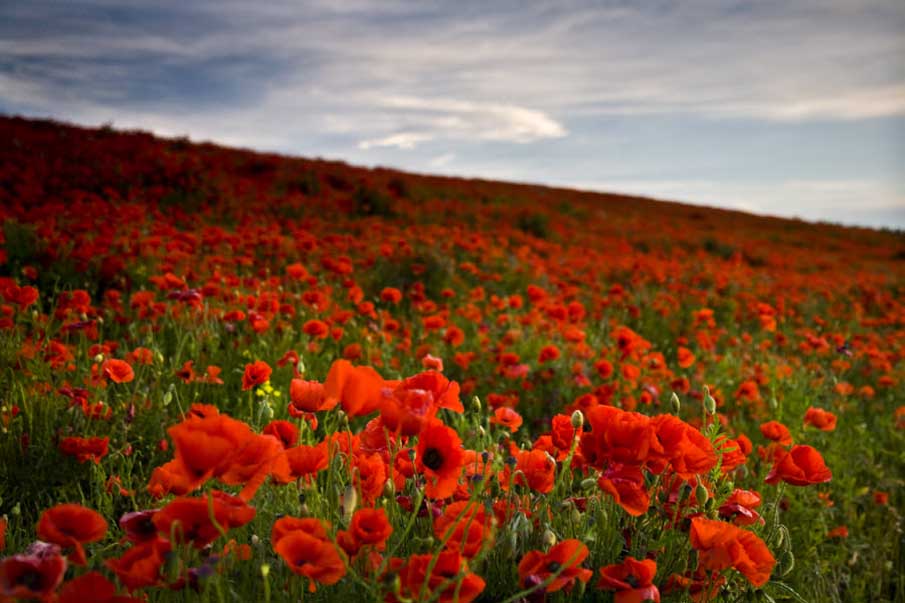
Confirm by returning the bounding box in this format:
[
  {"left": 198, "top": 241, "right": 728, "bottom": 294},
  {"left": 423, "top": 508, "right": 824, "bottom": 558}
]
[{"left": 0, "top": 115, "right": 903, "bottom": 602}]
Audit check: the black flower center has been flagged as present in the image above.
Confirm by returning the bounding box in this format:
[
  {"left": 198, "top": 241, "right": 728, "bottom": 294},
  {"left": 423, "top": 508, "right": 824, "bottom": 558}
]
[
  {"left": 16, "top": 570, "right": 45, "bottom": 591},
  {"left": 423, "top": 447, "right": 444, "bottom": 471},
  {"left": 547, "top": 561, "right": 562, "bottom": 572}
]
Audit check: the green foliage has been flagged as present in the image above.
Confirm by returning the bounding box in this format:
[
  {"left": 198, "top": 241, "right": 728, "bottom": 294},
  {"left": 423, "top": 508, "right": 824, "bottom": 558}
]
[{"left": 352, "top": 183, "right": 396, "bottom": 217}]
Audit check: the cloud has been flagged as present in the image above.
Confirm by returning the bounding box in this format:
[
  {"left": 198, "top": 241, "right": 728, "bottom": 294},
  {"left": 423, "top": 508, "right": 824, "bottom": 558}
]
[
  {"left": 358, "top": 131, "right": 433, "bottom": 149},
  {"left": 354, "top": 96, "right": 566, "bottom": 149}
]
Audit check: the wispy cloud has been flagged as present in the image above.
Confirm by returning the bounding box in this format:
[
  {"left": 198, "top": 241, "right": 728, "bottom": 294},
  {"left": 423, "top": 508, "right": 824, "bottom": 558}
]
[
  {"left": 355, "top": 96, "right": 566, "bottom": 149},
  {"left": 358, "top": 132, "right": 433, "bottom": 150}
]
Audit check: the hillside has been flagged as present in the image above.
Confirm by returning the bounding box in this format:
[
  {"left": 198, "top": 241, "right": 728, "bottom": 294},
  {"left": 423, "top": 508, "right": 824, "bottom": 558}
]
[{"left": 0, "top": 115, "right": 903, "bottom": 603}]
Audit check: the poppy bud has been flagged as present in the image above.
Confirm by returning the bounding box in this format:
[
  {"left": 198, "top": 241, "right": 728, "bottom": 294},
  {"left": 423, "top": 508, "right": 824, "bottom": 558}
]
[
  {"left": 571, "top": 507, "right": 582, "bottom": 525},
  {"left": 543, "top": 528, "right": 557, "bottom": 549},
  {"left": 260, "top": 563, "right": 270, "bottom": 578},
  {"left": 703, "top": 387, "right": 716, "bottom": 415},
  {"left": 580, "top": 478, "right": 597, "bottom": 490},
  {"left": 342, "top": 484, "right": 358, "bottom": 521},
  {"left": 251, "top": 535, "right": 260, "bottom": 546},
  {"left": 94, "top": 353, "right": 105, "bottom": 364},
  {"left": 670, "top": 392, "right": 681, "bottom": 414},
  {"left": 778, "top": 550, "right": 794, "bottom": 577},
  {"left": 695, "top": 483, "right": 709, "bottom": 507},
  {"left": 472, "top": 395, "right": 482, "bottom": 412},
  {"left": 570, "top": 410, "right": 584, "bottom": 429}
]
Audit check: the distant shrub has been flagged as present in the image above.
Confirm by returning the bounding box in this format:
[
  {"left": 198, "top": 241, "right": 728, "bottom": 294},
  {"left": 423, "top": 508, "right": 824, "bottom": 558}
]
[
  {"left": 516, "top": 212, "right": 549, "bottom": 239},
  {"left": 275, "top": 170, "right": 321, "bottom": 197},
  {"left": 353, "top": 184, "right": 395, "bottom": 218},
  {"left": 387, "top": 177, "right": 410, "bottom": 199},
  {"left": 702, "top": 236, "right": 736, "bottom": 260}
]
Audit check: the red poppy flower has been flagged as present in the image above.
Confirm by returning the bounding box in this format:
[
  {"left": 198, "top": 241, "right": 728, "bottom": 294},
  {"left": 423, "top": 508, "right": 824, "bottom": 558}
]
[
  {"left": 718, "top": 489, "right": 764, "bottom": 526},
  {"left": 263, "top": 420, "right": 299, "bottom": 449},
  {"left": 106, "top": 538, "right": 170, "bottom": 591},
  {"left": 349, "top": 507, "right": 393, "bottom": 550},
  {"left": 59, "top": 571, "right": 142, "bottom": 603},
  {"left": 274, "top": 531, "right": 346, "bottom": 592},
  {"left": 271, "top": 516, "right": 330, "bottom": 546},
  {"left": 290, "top": 379, "right": 334, "bottom": 413},
  {"left": 538, "top": 345, "right": 561, "bottom": 363},
  {"left": 242, "top": 360, "right": 272, "bottom": 390},
  {"left": 597, "top": 463, "right": 650, "bottom": 517},
  {"left": 323, "top": 359, "right": 385, "bottom": 417},
  {"left": 581, "top": 405, "right": 660, "bottom": 468},
  {"left": 421, "top": 353, "right": 444, "bottom": 371},
  {"left": 102, "top": 359, "right": 134, "bottom": 383},
  {"left": 689, "top": 516, "right": 775, "bottom": 587},
  {"left": 119, "top": 510, "right": 160, "bottom": 543},
  {"left": 803, "top": 407, "right": 837, "bottom": 431},
  {"left": 153, "top": 491, "right": 255, "bottom": 548},
  {"left": 506, "top": 449, "right": 556, "bottom": 494},
  {"left": 353, "top": 452, "right": 388, "bottom": 505},
  {"left": 759, "top": 421, "right": 792, "bottom": 446},
  {"left": 416, "top": 421, "right": 465, "bottom": 499},
  {"left": 379, "top": 370, "right": 462, "bottom": 436},
  {"left": 395, "top": 550, "right": 485, "bottom": 603},
  {"left": 490, "top": 407, "right": 523, "bottom": 432},
  {"left": 160, "top": 413, "right": 254, "bottom": 492},
  {"left": 302, "top": 319, "right": 330, "bottom": 339},
  {"left": 649, "top": 415, "right": 717, "bottom": 479},
  {"left": 444, "top": 326, "right": 465, "bottom": 347},
  {"left": 0, "top": 542, "right": 67, "bottom": 601},
  {"left": 380, "top": 287, "right": 403, "bottom": 304},
  {"left": 217, "top": 432, "right": 289, "bottom": 500},
  {"left": 2, "top": 284, "right": 39, "bottom": 310},
  {"left": 175, "top": 360, "right": 197, "bottom": 383},
  {"left": 677, "top": 346, "right": 695, "bottom": 369},
  {"left": 36, "top": 503, "right": 108, "bottom": 565},
  {"left": 518, "top": 539, "right": 592, "bottom": 593},
  {"left": 714, "top": 435, "right": 749, "bottom": 473},
  {"left": 59, "top": 436, "right": 109, "bottom": 464},
  {"left": 281, "top": 442, "right": 329, "bottom": 482},
  {"left": 597, "top": 556, "right": 660, "bottom": 603},
  {"left": 765, "top": 445, "right": 832, "bottom": 486},
  {"left": 433, "top": 500, "right": 492, "bottom": 558}
]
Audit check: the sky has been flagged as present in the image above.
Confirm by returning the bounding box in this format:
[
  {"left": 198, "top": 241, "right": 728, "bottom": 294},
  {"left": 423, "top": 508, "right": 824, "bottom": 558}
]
[{"left": 2, "top": 0, "right": 904, "bottom": 229}]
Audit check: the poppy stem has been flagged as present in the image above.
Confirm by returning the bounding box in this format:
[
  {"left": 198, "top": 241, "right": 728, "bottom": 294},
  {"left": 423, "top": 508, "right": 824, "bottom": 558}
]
[{"left": 379, "top": 487, "right": 425, "bottom": 577}]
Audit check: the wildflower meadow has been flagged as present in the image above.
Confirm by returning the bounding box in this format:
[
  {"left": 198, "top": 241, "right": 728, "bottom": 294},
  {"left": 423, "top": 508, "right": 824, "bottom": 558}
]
[{"left": 0, "top": 116, "right": 902, "bottom": 602}]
